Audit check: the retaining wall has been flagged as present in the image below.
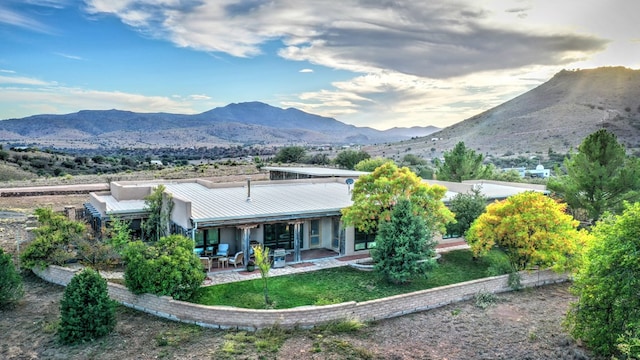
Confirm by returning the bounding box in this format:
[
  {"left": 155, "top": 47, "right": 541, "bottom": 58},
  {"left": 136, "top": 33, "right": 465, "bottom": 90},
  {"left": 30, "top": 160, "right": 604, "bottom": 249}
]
[{"left": 34, "top": 265, "right": 568, "bottom": 331}]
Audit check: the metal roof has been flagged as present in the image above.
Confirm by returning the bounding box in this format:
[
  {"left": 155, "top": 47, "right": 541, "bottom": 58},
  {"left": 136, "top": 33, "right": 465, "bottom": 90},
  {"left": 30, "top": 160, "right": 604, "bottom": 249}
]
[
  {"left": 164, "top": 181, "right": 354, "bottom": 224},
  {"left": 262, "top": 166, "right": 368, "bottom": 177},
  {"left": 97, "top": 194, "right": 147, "bottom": 215}
]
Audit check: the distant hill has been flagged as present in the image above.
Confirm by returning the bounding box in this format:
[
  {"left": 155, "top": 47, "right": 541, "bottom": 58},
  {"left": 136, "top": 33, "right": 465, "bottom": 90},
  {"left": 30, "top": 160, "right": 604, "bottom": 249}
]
[
  {"left": 366, "top": 66, "right": 640, "bottom": 160},
  {"left": 0, "top": 102, "right": 439, "bottom": 149}
]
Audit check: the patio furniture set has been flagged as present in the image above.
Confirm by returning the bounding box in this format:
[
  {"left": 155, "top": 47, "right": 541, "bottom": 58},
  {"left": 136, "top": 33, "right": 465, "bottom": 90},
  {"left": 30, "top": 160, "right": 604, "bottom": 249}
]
[{"left": 195, "top": 244, "right": 245, "bottom": 272}]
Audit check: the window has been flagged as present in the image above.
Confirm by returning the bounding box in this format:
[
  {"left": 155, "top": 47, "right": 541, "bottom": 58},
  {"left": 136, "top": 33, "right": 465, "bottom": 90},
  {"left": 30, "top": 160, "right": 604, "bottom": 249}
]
[
  {"left": 194, "top": 228, "right": 220, "bottom": 249},
  {"left": 264, "top": 223, "right": 303, "bottom": 250},
  {"left": 354, "top": 229, "right": 376, "bottom": 251},
  {"left": 310, "top": 220, "right": 321, "bottom": 247}
]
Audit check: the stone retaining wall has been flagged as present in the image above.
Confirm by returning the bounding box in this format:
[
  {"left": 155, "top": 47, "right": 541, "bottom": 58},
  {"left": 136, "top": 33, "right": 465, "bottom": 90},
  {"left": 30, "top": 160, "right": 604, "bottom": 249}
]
[{"left": 33, "top": 265, "right": 569, "bottom": 331}]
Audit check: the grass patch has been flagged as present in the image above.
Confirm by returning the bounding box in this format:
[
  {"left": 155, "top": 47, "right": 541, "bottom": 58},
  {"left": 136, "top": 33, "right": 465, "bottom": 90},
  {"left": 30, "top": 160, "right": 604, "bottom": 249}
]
[{"left": 194, "top": 249, "right": 508, "bottom": 309}]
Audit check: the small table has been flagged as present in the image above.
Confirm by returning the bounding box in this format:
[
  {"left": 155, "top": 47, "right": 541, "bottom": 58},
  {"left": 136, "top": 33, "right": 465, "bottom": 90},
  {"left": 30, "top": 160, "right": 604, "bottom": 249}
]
[{"left": 217, "top": 257, "right": 228, "bottom": 269}]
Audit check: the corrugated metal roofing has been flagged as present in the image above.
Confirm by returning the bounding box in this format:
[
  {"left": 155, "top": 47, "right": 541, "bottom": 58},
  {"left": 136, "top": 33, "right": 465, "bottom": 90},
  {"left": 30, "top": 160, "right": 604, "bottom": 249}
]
[
  {"left": 97, "top": 195, "right": 147, "bottom": 215},
  {"left": 164, "top": 181, "right": 354, "bottom": 223},
  {"left": 262, "top": 166, "right": 368, "bottom": 177}
]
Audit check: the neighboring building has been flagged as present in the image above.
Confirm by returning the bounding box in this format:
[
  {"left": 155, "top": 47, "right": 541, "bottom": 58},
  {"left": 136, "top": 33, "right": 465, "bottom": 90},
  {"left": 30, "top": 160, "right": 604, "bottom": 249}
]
[
  {"left": 85, "top": 168, "right": 548, "bottom": 266},
  {"left": 501, "top": 164, "right": 550, "bottom": 178},
  {"left": 527, "top": 164, "right": 551, "bottom": 178}
]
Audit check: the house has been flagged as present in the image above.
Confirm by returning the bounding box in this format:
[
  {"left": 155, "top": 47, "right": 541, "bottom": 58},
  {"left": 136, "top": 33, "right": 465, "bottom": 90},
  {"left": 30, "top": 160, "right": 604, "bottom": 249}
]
[{"left": 84, "top": 168, "right": 548, "bottom": 267}]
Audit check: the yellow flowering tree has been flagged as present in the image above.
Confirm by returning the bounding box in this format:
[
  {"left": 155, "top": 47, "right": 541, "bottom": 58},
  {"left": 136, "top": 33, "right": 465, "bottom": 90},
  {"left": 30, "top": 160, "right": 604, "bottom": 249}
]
[
  {"left": 341, "top": 162, "right": 454, "bottom": 235},
  {"left": 466, "top": 191, "right": 590, "bottom": 272}
]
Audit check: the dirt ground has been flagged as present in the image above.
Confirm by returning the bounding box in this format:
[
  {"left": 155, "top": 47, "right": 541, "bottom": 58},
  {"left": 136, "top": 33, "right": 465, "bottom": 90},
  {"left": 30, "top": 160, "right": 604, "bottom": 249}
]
[{"left": 0, "top": 193, "right": 594, "bottom": 360}]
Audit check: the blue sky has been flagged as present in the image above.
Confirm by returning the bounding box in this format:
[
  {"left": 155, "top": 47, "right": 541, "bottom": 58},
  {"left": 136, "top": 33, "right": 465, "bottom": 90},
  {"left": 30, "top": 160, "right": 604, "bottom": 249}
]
[{"left": 0, "top": 0, "right": 638, "bottom": 130}]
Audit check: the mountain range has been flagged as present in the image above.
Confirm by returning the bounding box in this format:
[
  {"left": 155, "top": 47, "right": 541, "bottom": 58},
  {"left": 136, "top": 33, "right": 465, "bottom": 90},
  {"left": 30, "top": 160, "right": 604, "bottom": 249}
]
[
  {"left": 0, "top": 102, "right": 439, "bottom": 149},
  {"left": 1, "top": 66, "right": 638, "bottom": 157},
  {"left": 364, "top": 66, "right": 640, "bottom": 159}
]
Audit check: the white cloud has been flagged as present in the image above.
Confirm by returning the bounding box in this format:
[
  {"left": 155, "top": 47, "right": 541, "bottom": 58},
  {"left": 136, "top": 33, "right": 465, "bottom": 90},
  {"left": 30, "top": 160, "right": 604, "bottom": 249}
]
[
  {"left": 188, "top": 94, "right": 211, "bottom": 100},
  {"left": 0, "top": 75, "right": 54, "bottom": 86},
  {"left": 283, "top": 67, "right": 550, "bottom": 129},
  {"left": 54, "top": 52, "right": 86, "bottom": 60},
  {"left": 80, "top": 0, "right": 634, "bottom": 130},
  {"left": 84, "top": 0, "right": 612, "bottom": 77},
  {"left": 0, "top": 69, "right": 16, "bottom": 74},
  {"left": 299, "top": 68, "right": 313, "bottom": 73},
  {"left": 0, "top": 6, "right": 55, "bottom": 33}
]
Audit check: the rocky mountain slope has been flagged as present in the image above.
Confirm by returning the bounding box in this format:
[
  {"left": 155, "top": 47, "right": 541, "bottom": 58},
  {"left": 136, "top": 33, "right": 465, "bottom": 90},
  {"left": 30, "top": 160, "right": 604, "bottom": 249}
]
[{"left": 366, "top": 66, "right": 640, "bottom": 160}]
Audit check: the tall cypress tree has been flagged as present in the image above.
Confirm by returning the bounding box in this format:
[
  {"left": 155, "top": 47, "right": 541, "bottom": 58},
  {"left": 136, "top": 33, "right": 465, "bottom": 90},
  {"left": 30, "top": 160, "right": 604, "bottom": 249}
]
[{"left": 548, "top": 129, "right": 640, "bottom": 222}]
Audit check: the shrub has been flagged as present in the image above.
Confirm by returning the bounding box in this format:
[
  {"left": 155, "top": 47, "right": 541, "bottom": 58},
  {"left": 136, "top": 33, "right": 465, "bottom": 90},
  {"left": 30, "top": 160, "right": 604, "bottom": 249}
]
[
  {"left": 20, "top": 208, "right": 85, "bottom": 270},
  {"left": 122, "top": 235, "right": 204, "bottom": 301},
  {"left": 0, "top": 248, "right": 24, "bottom": 309},
  {"left": 566, "top": 203, "right": 640, "bottom": 357},
  {"left": 58, "top": 268, "right": 116, "bottom": 344}
]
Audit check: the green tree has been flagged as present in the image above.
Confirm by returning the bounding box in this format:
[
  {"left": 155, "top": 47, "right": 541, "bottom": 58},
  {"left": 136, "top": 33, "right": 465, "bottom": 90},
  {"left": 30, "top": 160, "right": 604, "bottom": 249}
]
[
  {"left": 253, "top": 245, "right": 272, "bottom": 306},
  {"left": 142, "top": 185, "right": 173, "bottom": 242},
  {"left": 445, "top": 187, "right": 487, "bottom": 237},
  {"left": 401, "top": 154, "right": 427, "bottom": 166},
  {"left": 58, "top": 268, "right": 116, "bottom": 344},
  {"left": 308, "top": 153, "right": 330, "bottom": 165},
  {"left": 354, "top": 157, "right": 391, "bottom": 172},
  {"left": 105, "top": 217, "right": 132, "bottom": 255},
  {"left": 273, "top": 146, "right": 307, "bottom": 163},
  {"left": 341, "top": 162, "right": 454, "bottom": 235},
  {"left": 466, "top": 191, "right": 590, "bottom": 272},
  {"left": 20, "top": 208, "right": 85, "bottom": 269},
  {"left": 565, "top": 202, "right": 640, "bottom": 357},
  {"left": 547, "top": 129, "right": 640, "bottom": 223},
  {"left": 0, "top": 248, "right": 24, "bottom": 309},
  {"left": 334, "top": 149, "right": 370, "bottom": 170},
  {"left": 435, "top": 142, "right": 492, "bottom": 182},
  {"left": 122, "top": 234, "right": 204, "bottom": 301},
  {"left": 372, "top": 198, "right": 437, "bottom": 284}
]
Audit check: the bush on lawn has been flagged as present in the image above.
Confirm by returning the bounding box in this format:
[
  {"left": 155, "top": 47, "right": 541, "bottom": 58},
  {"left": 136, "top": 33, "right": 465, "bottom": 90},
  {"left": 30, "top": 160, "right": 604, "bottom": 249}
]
[{"left": 0, "top": 248, "right": 24, "bottom": 309}]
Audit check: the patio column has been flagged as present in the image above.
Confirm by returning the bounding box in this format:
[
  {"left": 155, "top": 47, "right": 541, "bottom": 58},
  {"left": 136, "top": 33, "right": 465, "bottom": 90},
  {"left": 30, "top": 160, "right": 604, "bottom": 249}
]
[
  {"left": 238, "top": 224, "right": 258, "bottom": 266},
  {"left": 290, "top": 221, "right": 303, "bottom": 263}
]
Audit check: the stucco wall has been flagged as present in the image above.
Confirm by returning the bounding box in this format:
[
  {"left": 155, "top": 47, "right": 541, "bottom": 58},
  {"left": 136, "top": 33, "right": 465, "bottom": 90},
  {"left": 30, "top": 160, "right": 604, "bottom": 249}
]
[{"left": 33, "top": 265, "right": 568, "bottom": 331}]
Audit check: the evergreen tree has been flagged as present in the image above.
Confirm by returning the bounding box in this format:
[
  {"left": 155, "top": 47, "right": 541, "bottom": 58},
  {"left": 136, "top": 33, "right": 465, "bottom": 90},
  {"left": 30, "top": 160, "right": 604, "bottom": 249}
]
[
  {"left": 435, "top": 142, "right": 492, "bottom": 182},
  {"left": 372, "top": 198, "right": 437, "bottom": 284},
  {"left": 58, "top": 268, "right": 116, "bottom": 344},
  {"left": 0, "top": 248, "right": 24, "bottom": 309},
  {"left": 547, "top": 129, "right": 640, "bottom": 223}
]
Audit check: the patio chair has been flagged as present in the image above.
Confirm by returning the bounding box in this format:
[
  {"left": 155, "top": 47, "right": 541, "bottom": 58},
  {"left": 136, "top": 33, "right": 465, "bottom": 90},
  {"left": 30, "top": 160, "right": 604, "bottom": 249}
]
[
  {"left": 216, "top": 243, "right": 229, "bottom": 257},
  {"left": 228, "top": 251, "right": 244, "bottom": 268},
  {"left": 204, "top": 245, "right": 215, "bottom": 256},
  {"left": 199, "top": 256, "right": 211, "bottom": 272}
]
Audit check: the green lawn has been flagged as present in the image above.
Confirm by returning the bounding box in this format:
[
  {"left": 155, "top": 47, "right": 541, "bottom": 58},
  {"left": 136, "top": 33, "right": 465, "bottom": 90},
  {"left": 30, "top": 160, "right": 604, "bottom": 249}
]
[{"left": 193, "top": 249, "right": 510, "bottom": 309}]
